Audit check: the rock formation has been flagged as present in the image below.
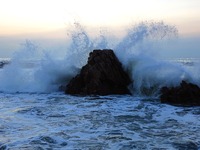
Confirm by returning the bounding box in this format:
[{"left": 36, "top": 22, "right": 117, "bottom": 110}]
[
  {"left": 65, "top": 49, "right": 131, "bottom": 95},
  {"left": 160, "top": 81, "right": 200, "bottom": 106},
  {"left": 0, "top": 61, "right": 9, "bottom": 68}
]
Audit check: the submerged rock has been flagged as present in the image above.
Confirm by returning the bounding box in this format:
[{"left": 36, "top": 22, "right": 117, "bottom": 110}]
[
  {"left": 160, "top": 81, "right": 200, "bottom": 106},
  {"left": 65, "top": 49, "right": 131, "bottom": 95}
]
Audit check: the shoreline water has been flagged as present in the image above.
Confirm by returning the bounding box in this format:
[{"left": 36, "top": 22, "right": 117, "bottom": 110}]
[{"left": 0, "top": 92, "right": 200, "bottom": 149}]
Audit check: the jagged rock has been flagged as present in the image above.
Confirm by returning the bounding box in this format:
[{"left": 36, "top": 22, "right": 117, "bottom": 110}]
[
  {"left": 160, "top": 81, "right": 200, "bottom": 106},
  {"left": 65, "top": 49, "right": 131, "bottom": 95}
]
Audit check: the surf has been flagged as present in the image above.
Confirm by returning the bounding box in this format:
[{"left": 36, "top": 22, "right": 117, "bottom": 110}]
[{"left": 0, "top": 21, "right": 199, "bottom": 95}]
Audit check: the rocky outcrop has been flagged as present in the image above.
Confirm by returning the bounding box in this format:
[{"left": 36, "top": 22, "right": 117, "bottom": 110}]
[
  {"left": 160, "top": 81, "right": 200, "bottom": 106},
  {"left": 65, "top": 49, "right": 131, "bottom": 95},
  {"left": 0, "top": 61, "right": 9, "bottom": 68}
]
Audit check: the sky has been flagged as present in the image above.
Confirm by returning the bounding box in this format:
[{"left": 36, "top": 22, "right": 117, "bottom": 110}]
[{"left": 0, "top": 0, "right": 200, "bottom": 57}]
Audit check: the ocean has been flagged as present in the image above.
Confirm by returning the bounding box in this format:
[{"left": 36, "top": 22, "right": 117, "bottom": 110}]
[{"left": 0, "top": 21, "right": 200, "bottom": 149}]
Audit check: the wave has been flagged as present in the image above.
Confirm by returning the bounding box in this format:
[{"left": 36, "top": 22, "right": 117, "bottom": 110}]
[{"left": 0, "top": 21, "right": 199, "bottom": 95}]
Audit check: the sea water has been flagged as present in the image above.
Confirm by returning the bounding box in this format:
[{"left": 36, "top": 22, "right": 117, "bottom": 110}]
[
  {"left": 0, "top": 93, "right": 200, "bottom": 149},
  {"left": 0, "top": 21, "right": 200, "bottom": 149}
]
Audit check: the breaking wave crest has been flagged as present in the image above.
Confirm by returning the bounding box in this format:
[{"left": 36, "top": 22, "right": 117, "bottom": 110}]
[{"left": 0, "top": 21, "right": 199, "bottom": 95}]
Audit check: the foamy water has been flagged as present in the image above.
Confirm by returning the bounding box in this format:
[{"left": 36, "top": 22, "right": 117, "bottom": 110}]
[{"left": 0, "top": 93, "right": 200, "bottom": 149}]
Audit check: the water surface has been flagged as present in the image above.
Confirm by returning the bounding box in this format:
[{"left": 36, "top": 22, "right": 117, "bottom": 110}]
[{"left": 0, "top": 93, "right": 199, "bottom": 149}]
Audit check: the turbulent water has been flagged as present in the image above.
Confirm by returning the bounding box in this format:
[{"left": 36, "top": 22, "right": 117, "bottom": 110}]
[
  {"left": 0, "top": 21, "right": 200, "bottom": 149},
  {"left": 0, "top": 93, "right": 200, "bottom": 149}
]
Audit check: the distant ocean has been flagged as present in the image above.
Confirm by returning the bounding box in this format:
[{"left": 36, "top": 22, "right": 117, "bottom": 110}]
[{"left": 0, "top": 21, "right": 200, "bottom": 149}]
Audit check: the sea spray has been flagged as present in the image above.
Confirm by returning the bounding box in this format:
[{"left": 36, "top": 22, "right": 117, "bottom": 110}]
[
  {"left": 66, "top": 22, "right": 112, "bottom": 67},
  {"left": 0, "top": 21, "right": 199, "bottom": 94},
  {"left": 0, "top": 40, "right": 76, "bottom": 93},
  {"left": 66, "top": 22, "right": 93, "bottom": 67},
  {"left": 114, "top": 21, "right": 196, "bottom": 95},
  {"left": 0, "top": 23, "right": 110, "bottom": 93},
  {"left": 0, "top": 40, "right": 41, "bottom": 92}
]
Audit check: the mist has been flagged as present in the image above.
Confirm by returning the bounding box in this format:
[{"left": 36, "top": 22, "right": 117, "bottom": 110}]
[{"left": 0, "top": 24, "right": 200, "bottom": 59}]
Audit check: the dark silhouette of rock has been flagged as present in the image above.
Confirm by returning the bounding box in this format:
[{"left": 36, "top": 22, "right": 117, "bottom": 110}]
[
  {"left": 160, "top": 81, "right": 200, "bottom": 106},
  {"left": 65, "top": 49, "right": 131, "bottom": 95},
  {"left": 0, "top": 61, "right": 9, "bottom": 68}
]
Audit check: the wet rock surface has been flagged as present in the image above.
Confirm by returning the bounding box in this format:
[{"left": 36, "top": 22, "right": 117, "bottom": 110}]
[
  {"left": 160, "top": 81, "right": 200, "bottom": 106},
  {"left": 65, "top": 49, "right": 131, "bottom": 95}
]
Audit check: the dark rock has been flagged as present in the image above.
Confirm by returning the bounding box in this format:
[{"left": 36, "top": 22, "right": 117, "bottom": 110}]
[
  {"left": 173, "top": 141, "right": 198, "bottom": 150},
  {"left": 0, "top": 61, "right": 9, "bottom": 68},
  {"left": 160, "top": 81, "right": 200, "bottom": 106},
  {"left": 58, "top": 85, "right": 66, "bottom": 92},
  {"left": 65, "top": 49, "right": 131, "bottom": 95}
]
